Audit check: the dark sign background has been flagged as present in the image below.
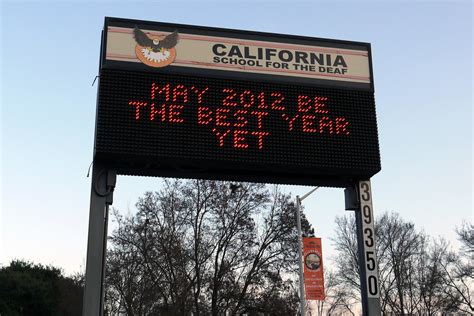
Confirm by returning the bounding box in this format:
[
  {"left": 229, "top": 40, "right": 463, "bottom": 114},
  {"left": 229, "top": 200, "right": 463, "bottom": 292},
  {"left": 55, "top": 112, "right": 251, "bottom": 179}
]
[{"left": 95, "top": 68, "right": 380, "bottom": 186}]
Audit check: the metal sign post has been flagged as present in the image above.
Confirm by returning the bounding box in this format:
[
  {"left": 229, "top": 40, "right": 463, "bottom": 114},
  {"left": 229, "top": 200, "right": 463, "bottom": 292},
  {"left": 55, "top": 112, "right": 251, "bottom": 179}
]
[
  {"left": 82, "top": 162, "right": 116, "bottom": 316},
  {"left": 345, "top": 180, "right": 381, "bottom": 315}
]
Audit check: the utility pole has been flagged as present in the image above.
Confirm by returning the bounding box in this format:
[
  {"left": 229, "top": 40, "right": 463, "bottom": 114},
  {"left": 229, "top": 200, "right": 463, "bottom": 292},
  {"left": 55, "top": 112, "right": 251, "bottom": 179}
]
[{"left": 296, "top": 187, "right": 319, "bottom": 316}]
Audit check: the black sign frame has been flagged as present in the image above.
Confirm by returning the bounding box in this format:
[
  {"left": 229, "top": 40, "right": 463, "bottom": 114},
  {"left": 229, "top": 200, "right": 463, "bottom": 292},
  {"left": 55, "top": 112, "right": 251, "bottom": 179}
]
[{"left": 94, "top": 17, "right": 381, "bottom": 187}]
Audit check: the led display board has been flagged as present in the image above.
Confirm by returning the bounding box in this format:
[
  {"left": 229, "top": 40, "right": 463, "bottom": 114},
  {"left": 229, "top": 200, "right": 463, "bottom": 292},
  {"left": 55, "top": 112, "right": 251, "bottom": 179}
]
[{"left": 94, "top": 17, "right": 381, "bottom": 186}]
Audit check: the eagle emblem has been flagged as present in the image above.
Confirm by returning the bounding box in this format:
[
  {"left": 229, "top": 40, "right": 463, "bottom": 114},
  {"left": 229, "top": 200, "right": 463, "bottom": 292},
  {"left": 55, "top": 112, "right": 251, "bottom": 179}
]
[{"left": 133, "top": 26, "right": 179, "bottom": 68}]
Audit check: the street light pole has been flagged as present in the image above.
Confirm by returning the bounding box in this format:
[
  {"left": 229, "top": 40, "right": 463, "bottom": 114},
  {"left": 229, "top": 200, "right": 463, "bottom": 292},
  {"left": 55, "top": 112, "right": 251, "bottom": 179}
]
[{"left": 296, "top": 187, "right": 319, "bottom": 316}]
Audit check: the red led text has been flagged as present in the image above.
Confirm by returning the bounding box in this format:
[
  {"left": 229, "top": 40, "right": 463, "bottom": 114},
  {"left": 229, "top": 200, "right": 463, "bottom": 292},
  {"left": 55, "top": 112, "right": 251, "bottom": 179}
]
[{"left": 128, "top": 82, "right": 350, "bottom": 150}]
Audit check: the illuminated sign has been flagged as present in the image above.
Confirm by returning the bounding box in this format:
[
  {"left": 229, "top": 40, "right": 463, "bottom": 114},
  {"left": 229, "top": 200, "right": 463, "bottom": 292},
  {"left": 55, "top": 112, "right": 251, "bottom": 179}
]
[{"left": 95, "top": 17, "right": 381, "bottom": 186}]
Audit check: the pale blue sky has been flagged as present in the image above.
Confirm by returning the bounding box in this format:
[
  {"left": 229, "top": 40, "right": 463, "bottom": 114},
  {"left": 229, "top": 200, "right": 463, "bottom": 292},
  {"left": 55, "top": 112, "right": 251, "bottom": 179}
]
[{"left": 1, "top": 0, "right": 472, "bottom": 274}]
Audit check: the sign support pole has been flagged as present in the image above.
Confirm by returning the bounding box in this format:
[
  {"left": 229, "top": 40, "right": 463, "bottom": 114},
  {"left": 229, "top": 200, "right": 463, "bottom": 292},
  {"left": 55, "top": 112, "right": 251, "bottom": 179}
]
[
  {"left": 345, "top": 180, "right": 381, "bottom": 316},
  {"left": 82, "top": 162, "right": 116, "bottom": 316}
]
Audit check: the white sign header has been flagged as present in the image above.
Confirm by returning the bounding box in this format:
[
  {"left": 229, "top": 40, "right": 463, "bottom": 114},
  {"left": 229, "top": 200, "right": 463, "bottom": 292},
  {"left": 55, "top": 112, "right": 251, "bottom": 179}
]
[{"left": 105, "top": 25, "right": 371, "bottom": 85}]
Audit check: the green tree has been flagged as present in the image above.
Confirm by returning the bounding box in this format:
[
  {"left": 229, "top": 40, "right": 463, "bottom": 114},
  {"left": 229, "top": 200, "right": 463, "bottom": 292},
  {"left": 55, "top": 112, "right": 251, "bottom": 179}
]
[{"left": 0, "top": 260, "right": 83, "bottom": 316}]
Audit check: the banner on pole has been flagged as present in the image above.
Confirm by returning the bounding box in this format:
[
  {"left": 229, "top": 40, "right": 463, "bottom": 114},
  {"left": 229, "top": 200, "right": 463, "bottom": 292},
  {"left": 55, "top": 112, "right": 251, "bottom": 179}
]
[{"left": 303, "top": 237, "right": 325, "bottom": 300}]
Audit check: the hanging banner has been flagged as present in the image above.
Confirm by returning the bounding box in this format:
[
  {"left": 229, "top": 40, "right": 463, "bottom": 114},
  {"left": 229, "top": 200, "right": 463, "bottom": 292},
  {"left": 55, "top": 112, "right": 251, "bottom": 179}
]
[{"left": 303, "top": 237, "right": 325, "bottom": 300}]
